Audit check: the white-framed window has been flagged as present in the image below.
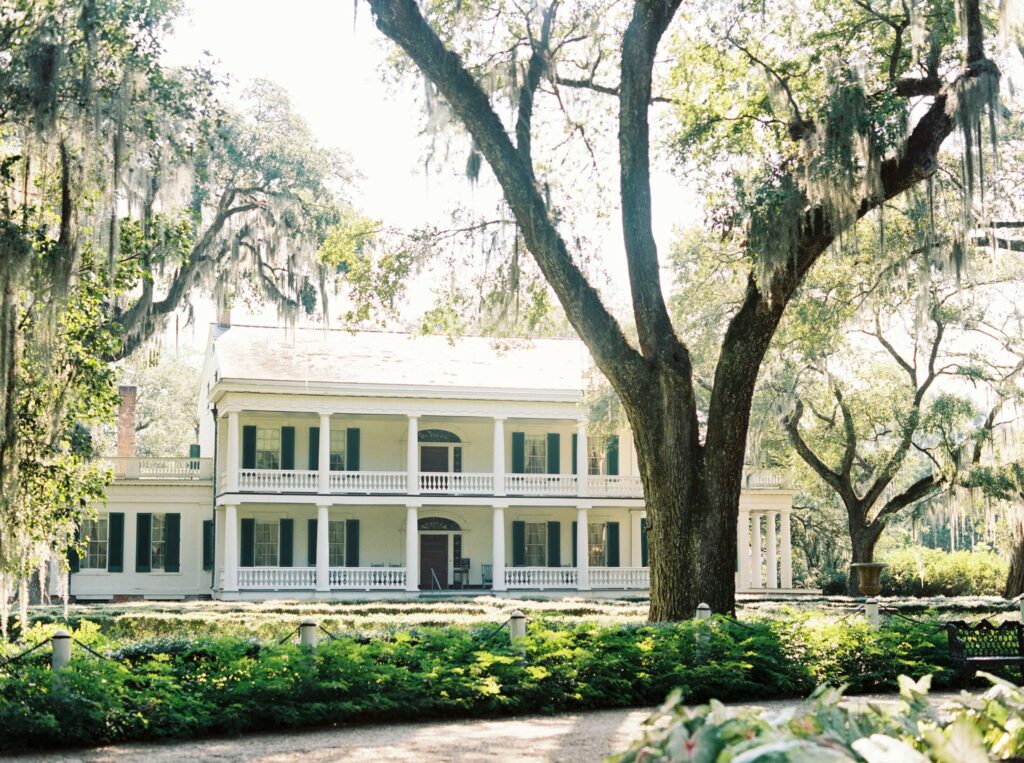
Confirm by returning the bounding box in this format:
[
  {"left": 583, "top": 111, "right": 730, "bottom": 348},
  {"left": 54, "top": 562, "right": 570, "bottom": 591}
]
[
  {"left": 588, "top": 522, "right": 607, "bottom": 567},
  {"left": 588, "top": 443, "right": 603, "bottom": 476},
  {"left": 255, "top": 519, "right": 279, "bottom": 566},
  {"left": 525, "top": 522, "right": 546, "bottom": 566},
  {"left": 80, "top": 515, "right": 109, "bottom": 570},
  {"left": 151, "top": 513, "right": 166, "bottom": 571},
  {"left": 524, "top": 435, "right": 547, "bottom": 474},
  {"left": 329, "top": 520, "right": 346, "bottom": 566},
  {"left": 329, "top": 430, "right": 346, "bottom": 471},
  {"left": 256, "top": 427, "right": 280, "bottom": 469}
]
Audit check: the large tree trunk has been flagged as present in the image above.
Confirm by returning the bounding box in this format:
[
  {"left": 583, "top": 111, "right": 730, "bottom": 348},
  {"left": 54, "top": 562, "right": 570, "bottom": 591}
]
[
  {"left": 1005, "top": 534, "right": 1024, "bottom": 599},
  {"left": 847, "top": 518, "right": 885, "bottom": 596}
]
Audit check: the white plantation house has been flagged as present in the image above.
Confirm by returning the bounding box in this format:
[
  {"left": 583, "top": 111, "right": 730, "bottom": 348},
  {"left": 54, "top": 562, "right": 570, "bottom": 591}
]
[{"left": 62, "top": 319, "right": 801, "bottom": 601}]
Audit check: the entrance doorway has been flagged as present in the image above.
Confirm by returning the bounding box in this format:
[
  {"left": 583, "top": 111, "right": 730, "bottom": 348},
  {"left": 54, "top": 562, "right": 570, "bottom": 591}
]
[
  {"left": 420, "top": 446, "right": 449, "bottom": 472},
  {"left": 420, "top": 535, "right": 448, "bottom": 590}
]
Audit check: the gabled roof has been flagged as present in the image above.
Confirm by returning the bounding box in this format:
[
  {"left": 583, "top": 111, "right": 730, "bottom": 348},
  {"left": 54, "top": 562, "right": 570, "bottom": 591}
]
[{"left": 209, "top": 324, "right": 587, "bottom": 398}]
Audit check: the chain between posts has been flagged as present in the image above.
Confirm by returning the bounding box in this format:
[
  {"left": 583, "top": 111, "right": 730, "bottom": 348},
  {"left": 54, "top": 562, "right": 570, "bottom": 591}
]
[{"left": 0, "top": 637, "right": 53, "bottom": 667}]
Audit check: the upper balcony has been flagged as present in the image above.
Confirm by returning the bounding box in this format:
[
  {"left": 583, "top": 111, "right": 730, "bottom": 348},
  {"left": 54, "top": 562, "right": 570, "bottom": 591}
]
[{"left": 105, "top": 457, "right": 214, "bottom": 482}]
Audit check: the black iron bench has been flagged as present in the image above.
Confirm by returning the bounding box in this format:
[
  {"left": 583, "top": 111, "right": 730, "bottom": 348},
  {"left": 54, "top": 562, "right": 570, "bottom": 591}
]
[{"left": 946, "top": 619, "right": 1024, "bottom": 685}]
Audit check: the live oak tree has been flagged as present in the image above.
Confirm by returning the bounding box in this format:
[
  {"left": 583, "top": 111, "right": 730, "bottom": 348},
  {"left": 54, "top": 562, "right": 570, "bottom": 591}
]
[{"left": 366, "top": 0, "right": 1017, "bottom": 618}]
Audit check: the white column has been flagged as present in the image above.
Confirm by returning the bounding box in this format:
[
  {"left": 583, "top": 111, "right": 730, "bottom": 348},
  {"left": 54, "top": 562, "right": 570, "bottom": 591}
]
[
  {"left": 492, "top": 506, "right": 507, "bottom": 591},
  {"left": 737, "top": 510, "right": 750, "bottom": 591},
  {"left": 223, "top": 504, "right": 238, "bottom": 592},
  {"left": 576, "top": 507, "right": 590, "bottom": 590},
  {"left": 751, "top": 512, "right": 763, "bottom": 588},
  {"left": 576, "top": 420, "right": 589, "bottom": 497},
  {"left": 214, "top": 507, "right": 225, "bottom": 590},
  {"left": 780, "top": 509, "right": 793, "bottom": 589},
  {"left": 630, "top": 510, "right": 644, "bottom": 567},
  {"left": 493, "top": 417, "right": 506, "bottom": 497},
  {"left": 316, "top": 504, "right": 329, "bottom": 592},
  {"left": 407, "top": 416, "right": 419, "bottom": 495},
  {"left": 226, "top": 411, "right": 239, "bottom": 492},
  {"left": 766, "top": 511, "right": 778, "bottom": 589},
  {"left": 405, "top": 505, "right": 419, "bottom": 591},
  {"left": 318, "top": 413, "right": 331, "bottom": 493}
]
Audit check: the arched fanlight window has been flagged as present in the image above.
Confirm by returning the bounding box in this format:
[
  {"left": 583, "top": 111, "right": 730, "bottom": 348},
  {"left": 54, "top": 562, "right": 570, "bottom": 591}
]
[
  {"left": 418, "top": 517, "right": 462, "bottom": 531},
  {"left": 418, "top": 429, "right": 461, "bottom": 443}
]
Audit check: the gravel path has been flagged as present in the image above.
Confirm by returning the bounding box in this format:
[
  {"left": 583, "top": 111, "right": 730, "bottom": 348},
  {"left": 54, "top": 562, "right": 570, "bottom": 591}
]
[{"left": 3, "top": 692, "right": 964, "bottom": 762}]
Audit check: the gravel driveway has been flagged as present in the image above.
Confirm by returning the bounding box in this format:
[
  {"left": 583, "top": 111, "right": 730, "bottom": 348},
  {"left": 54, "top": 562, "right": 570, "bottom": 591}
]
[{"left": 3, "top": 692, "right": 964, "bottom": 762}]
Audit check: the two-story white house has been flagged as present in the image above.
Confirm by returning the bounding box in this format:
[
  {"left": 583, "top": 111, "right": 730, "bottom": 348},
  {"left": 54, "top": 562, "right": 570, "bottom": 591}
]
[{"left": 63, "top": 320, "right": 800, "bottom": 601}]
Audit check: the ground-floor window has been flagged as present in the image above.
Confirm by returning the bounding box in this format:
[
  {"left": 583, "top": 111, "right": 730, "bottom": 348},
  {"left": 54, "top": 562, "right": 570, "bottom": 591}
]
[
  {"left": 151, "top": 513, "right": 166, "bottom": 571},
  {"left": 328, "top": 520, "right": 346, "bottom": 566},
  {"left": 81, "top": 515, "right": 108, "bottom": 570},
  {"left": 588, "top": 522, "right": 607, "bottom": 566},
  {"left": 255, "top": 519, "right": 279, "bottom": 566},
  {"left": 524, "top": 521, "right": 546, "bottom": 565}
]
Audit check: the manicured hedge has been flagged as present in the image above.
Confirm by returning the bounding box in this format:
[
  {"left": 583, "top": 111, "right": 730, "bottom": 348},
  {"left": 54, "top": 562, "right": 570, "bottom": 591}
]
[
  {"left": 0, "top": 613, "right": 973, "bottom": 753},
  {"left": 881, "top": 547, "right": 1008, "bottom": 597}
]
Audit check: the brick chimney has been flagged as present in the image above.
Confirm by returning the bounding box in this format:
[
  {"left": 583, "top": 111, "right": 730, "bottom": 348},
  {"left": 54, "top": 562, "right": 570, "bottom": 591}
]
[{"left": 117, "top": 385, "right": 137, "bottom": 458}]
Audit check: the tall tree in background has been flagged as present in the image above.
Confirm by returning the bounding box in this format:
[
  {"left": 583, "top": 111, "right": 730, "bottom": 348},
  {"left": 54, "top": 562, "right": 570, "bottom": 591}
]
[{"left": 367, "top": 0, "right": 1017, "bottom": 617}]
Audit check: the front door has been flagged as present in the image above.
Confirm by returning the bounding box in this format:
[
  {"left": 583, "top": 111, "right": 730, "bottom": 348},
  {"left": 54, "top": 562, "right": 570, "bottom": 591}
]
[
  {"left": 420, "top": 534, "right": 448, "bottom": 589},
  {"left": 421, "top": 446, "right": 448, "bottom": 472}
]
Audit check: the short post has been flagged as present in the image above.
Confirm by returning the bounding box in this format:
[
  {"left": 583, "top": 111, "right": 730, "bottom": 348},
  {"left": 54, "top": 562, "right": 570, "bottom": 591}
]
[
  {"left": 299, "top": 619, "right": 318, "bottom": 650},
  {"left": 696, "top": 603, "right": 711, "bottom": 621},
  {"left": 865, "top": 597, "right": 880, "bottom": 629},
  {"left": 52, "top": 629, "right": 71, "bottom": 671},
  {"left": 694, "top": 603, "right": 711, "bottom": 662},
  {"left": 508, "top": 610, "right": 527, "bottom": 655}
]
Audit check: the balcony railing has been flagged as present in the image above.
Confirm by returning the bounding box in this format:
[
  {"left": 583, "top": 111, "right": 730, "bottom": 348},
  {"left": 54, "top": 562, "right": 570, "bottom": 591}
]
[
  {"left": 505, "top": 566, "right": 578, "bottom": 589},
  {"left": 106, "top": 457, "right": 213, "bottom": 481},
  {"left": 504, "top": 474, "right": 578, "bottom": 496},
  {"left": 588, "top": 475, "right": 643, "bottom": 497},
  {"left": 238, "top": 567, "right": 316, "bottom": 590},
  {"left": 743, "top": 469, "right": 785, "bottom": 489},
  {"left": 328, "top": 470, "right": 406, "bottom": 493},
  {"left": 235, "top": 566, "right": 407, "bottom": 590},
  {"left": 589, "top": 566, "right": 649, "bottom": 589},
  {"left": 329, "top": 566, "right": 406, "bottom": 589},
  {"left": 239, "top": 469, "right": 318, "bottom": 492},
  {"left": 420, "top": 472, "right": 493, "bottom": 495}
]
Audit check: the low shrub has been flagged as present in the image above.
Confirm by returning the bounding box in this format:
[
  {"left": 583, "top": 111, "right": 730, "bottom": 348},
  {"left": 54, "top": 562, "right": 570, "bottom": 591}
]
[
  {"left": 0, "top": 613, "right": 982, "bottom": 753},
  {"left": 612, "top": 673, "right": 1024, "bottom": 762},
  {"left": 881, "top": 547, "right": 1008, "bottom": 597}
]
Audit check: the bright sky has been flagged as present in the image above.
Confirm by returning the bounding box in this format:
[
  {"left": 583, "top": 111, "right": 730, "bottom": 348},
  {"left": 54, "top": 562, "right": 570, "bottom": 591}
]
[{"left": 161, "top": 1, "right": 696, "bottom": 346}]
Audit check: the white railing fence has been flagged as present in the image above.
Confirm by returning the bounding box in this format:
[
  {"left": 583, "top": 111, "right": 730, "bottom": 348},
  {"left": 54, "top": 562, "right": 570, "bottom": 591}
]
[
  {"left": 504, "top": 566, "right": 578, "bottom": 589},
  {"left": 328, "top": 471, "right": 406, "bottom": 493},
  {"left": 237, "top": 567, "right": 316, "bottom": 590},
  {"left": 329, "top": 567, "right": 406, "bottom": 589},
  {"left": 588, "top": 475, "right": 643, "bottom": 497},
  {"left": 106, "top": 457, "right": 213, "bottom": 480},
  {"left": 504, "top": 474, "right": 578, "bottom": 496},
  {"left": 419, "top": 472, "right": 494, "bottom": 494},
  {"left": 239, "top": 469, "right": 318, "bottom": 492},
  {"left": 589, "top": 567, "right": 649, "bottom": 589}
]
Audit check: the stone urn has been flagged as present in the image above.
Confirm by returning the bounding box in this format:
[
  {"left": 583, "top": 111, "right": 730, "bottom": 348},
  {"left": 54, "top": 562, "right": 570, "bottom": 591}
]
[{"left": 850, "top": 563, "right": 887, "bottom": 597}]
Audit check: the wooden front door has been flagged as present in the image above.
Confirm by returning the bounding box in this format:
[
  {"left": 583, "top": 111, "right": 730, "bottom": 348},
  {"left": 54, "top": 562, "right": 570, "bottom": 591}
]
[{"left": 420, "top": 535, "right": 448, "bottom": 589}]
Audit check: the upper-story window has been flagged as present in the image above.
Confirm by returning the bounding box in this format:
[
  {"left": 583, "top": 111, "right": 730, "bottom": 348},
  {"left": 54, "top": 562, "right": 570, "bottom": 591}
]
[
  {"left": 256, "top": 428, "right": 280, "bottom": 469},
  {"left": 80, "top": 515, "right": 108, "bottom": 570},
  {"left": 524, "top": 435, "right": 547, "bottom": 474},
  {"left": 329, "top": 430, "right": 346, "bottom": 471}
]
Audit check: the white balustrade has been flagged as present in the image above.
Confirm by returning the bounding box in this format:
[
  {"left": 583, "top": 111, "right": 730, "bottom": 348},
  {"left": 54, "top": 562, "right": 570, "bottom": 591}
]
[
  {"left": 589, "top": 567, "right": 649, "bottom": 589},
  {"left": 328, "top": 471, "right": 406, "bottom": 493},
  {"left": 329, "top": 567, "right": 407, "bottom": 589},
  {"left": 504, "top": 474, "right": 578, "bottom": 496},
  {"left": 588, "top": 475, "right": 643, "bottom": 497},
  {"left": 106, "top": 457, "right": 213, "bottom": 480},
  {"left": 238, "top": 469, "right": 319, "bottom": 492},
  {"left": 504, "top": 567, "right": 578, "bottom": 589},
  {"left": 743, "top": 469, "right": 786, "bottom": 489},
  {"left": 237, "top": 567, "right": 316, "bottom": 590},
  {"left": 419, "top": 472, "right": 494, "bottom": 494}
]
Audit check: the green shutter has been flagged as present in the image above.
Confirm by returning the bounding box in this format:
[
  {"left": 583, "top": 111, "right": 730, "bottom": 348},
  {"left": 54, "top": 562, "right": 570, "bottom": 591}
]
[
  {"left": 281, "top": 426, "right": 295, "bottom": 470},
  {"left": 606, "top": 435, "right": 619, "bottom": 476},
  {"left": 189, "top": 443, "right": 201, "bottom": 458},
  {"left": 512, "top": 520, "right": 526, "bottom": 566},
  {"left": 68, "top": 523, "right": 81, "bottom": 573},
  {"left": 511, "top": 432, "right": 525, "bottom": 473},
  {"left": 136, "top": 513, "right": 152, "bottom": 572},
  {"left": 308, "top": 427, "right": 319, "bottom": 470},
  {"left": 279, "top": 518, "right": 294, "bottom": 567},
  {"left": 453, "top": 446, "right": 462, "bottom": 473},
  {"left": 308, "top": 518, "right": 318, "bottom": 566},
  {"left": 547, "top": 521, "right": 561, "bottom": 567},
  {"left": 606, "top": 522, "right": 620, "bottom": 567},
  {"left": 641, "top": 518, "right": 648, "bottom": 567},
  {"left": 242, "top": 425, "right": 257, "bottom": 469},
  {"left": 346, "top": 428, "right": 360, "bottom": 471},
  {"left": 572, "top": 434, "right": 577, "bottom": 475},
  {"left": 202, "top": 520, "right": 214, "bottom": 570},
  {"left": 346, "top": 519, "right": 360, "bottom": 566},
  {"left": 240, "top": 518, "right": 255, "bottom": 567},
  {"left": 572, "top": 521, "right": 577, "bottom": 567},
  {"left": 107, "top": 513, "right": 124, "bottom": 572},
  {"left": 547, "top": 433, "right": 560, "bottom": 474},
  {"left": 164, "top": 513, "right": 181, "bottom": 573}
]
